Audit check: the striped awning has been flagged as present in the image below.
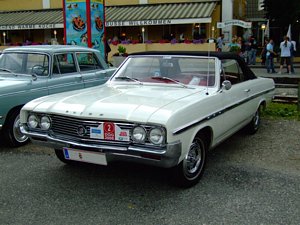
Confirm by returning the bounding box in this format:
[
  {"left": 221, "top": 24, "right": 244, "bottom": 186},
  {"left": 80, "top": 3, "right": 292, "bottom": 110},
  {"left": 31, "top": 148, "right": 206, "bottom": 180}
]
[
  {"left": 0, "top": 9, "right": 63, "bottom": 30},
  {"left": 105, "top": 1, "right": 218, "bottom": 27},
  {"left": 0, "top": 1, "right": 218, "bottom": 30}
]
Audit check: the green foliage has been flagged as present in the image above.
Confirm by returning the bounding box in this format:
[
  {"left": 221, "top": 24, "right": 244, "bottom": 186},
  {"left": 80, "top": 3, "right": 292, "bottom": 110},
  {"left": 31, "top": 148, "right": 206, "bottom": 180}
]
[
  {"left": 117, "top": 45, "right": 126, "bottom": 54},
  {"left": 229, "top": 45, "right": 241, "bottom": 53},
  {"left": 262, "top": 102, "right": 300, "bottom": 120}
]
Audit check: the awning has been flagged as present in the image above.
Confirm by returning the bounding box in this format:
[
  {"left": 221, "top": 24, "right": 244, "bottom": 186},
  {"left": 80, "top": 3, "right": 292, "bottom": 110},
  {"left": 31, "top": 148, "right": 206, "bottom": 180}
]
[
  {"left": 0, "top": 1, "right": 218, "bottom": 30},
  {"left": 0, "top": 9, "right": 64, "bottom": 30},
  {"left": 105, "top": 1, "right": 218, "bottom": 27}
]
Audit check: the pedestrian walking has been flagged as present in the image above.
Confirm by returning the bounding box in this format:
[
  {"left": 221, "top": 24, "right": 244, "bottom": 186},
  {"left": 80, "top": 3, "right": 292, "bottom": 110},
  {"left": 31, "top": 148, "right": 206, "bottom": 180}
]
[
  {"left": 266, "top": 39, "right": 276, "bottom": 73},
  {"left": 278, "top": 36, "right": 292, "bottom": 74},
  {"left": 287, "top": 37, "right": 296, "bottom": 74}
]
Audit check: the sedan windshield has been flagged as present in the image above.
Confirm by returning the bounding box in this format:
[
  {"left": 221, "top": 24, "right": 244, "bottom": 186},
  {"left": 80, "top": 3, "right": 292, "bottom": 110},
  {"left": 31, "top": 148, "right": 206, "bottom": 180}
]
[
  {"left": 112, "top": 55, "right": 216, "bottom": 87},
  {"left": 0, "top": 52, "right": 49, "bottom": 76}
]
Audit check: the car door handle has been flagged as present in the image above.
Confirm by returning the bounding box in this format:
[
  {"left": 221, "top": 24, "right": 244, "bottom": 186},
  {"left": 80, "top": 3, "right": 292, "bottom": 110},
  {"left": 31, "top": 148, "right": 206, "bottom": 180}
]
[{"left": 244, "top": 89, "right": 251, "bottom": 93}]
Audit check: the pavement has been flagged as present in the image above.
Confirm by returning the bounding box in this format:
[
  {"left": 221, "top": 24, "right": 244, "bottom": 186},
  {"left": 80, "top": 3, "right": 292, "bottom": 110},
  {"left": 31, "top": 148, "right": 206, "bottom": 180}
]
[
  {"left": 250, "top": 63, "right": 300, "bottom": 98},
  {"left": 249, "top": 62, "right": 300, "bottom": 78}
]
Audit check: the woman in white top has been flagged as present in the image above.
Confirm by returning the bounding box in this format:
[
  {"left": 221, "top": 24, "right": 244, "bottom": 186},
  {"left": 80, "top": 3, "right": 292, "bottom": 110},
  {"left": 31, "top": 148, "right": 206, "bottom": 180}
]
[{"left": 278, "top": 36, "right": 292, "bottom": 74}]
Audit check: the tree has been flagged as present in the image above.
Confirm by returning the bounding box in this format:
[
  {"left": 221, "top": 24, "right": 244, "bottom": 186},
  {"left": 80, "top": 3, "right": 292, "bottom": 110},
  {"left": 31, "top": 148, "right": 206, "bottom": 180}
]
[{"left": 263, "top": 0, "right": 300, "bottom": 27}]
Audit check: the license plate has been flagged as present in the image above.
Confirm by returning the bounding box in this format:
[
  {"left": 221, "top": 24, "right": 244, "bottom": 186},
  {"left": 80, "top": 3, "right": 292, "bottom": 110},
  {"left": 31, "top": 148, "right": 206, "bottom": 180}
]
[{"left": 63, "top": 147, "right": 107, "bottom": 165}]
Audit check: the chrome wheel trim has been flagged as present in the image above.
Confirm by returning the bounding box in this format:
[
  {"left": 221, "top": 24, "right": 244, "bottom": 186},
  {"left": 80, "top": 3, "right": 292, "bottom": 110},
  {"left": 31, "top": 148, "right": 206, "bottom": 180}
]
[
  {"left": 13, "top": 114, "right": 28, "bottom": 143},
  {"left": 253, "top": 110, "right": 260, "bottom": 130},
  {"left": 183, "top": 139, "right": 203, "bottom": 179}
]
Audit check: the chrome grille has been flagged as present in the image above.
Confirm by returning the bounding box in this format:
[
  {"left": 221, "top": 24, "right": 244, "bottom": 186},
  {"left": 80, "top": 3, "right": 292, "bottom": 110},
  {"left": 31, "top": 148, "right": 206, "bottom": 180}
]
[{"left": 47, "top": 114, "right": 153, "bottom": 144}]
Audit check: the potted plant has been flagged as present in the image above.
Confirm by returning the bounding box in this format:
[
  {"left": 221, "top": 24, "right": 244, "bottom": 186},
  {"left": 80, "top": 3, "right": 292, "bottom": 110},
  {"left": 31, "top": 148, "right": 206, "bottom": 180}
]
[{"left": 112, "top": 45, "right": 128, "bottom": 66}]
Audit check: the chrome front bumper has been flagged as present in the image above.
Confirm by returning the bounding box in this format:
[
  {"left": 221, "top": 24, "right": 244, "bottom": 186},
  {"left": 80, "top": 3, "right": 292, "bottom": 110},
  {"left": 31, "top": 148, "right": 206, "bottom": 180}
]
[{"left": 21, "top": 126, "right": 182, "bottom": 168}]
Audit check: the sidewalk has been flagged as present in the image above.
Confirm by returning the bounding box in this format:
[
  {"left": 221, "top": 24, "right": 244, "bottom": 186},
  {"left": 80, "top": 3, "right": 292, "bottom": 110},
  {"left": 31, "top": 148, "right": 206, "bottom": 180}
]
[
  {"left": 249, "top": 62, "right": 300, "bottom": 78},
  {"left": 250, "top": 63, "right": 300, "bottom": 99}
]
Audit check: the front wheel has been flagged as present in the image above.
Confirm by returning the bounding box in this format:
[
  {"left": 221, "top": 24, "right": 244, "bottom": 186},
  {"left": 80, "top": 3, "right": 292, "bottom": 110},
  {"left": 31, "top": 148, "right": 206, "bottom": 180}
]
[
  {"left": 171, "top": 135, "right": 207, "bottom": 188},
  {"left": 4, "top": 109, "right": 29, "bottom": 147}
]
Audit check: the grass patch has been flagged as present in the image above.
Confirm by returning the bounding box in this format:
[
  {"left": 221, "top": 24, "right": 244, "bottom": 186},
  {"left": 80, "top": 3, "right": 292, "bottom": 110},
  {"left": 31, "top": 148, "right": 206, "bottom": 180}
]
[{"left": 262, "top": 102, "right": 300, "bottom": 120}]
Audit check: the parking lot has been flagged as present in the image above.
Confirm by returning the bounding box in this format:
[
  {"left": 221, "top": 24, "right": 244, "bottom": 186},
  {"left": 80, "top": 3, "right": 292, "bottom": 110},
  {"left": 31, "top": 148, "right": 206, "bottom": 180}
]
[{"left": 0, "top": 118, "right": 299, "bottom": 225}]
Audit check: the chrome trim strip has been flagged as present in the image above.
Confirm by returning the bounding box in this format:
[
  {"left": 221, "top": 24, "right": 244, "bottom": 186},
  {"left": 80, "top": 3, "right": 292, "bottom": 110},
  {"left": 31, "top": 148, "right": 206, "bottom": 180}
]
[{"left": 173, "top": 87, "right": 275, "bottom": 135}]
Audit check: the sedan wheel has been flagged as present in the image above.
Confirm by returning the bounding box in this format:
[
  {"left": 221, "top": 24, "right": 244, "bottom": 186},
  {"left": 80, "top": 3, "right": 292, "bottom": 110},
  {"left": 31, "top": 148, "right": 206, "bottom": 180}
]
[
  {"left": 172, "top": 135, "right": 207, "bottom": 188},
  {"left": 4, "top": 110, "right": 29, "bottom": 147}
]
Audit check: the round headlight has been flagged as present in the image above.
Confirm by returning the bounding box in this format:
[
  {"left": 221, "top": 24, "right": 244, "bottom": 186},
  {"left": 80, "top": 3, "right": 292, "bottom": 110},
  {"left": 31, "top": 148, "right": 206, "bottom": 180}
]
[
  {"left": 132, "top": 126, "right": 147, "bottom": 143},
  {"left": 149, "top": 128, "right": 165, "bottom": 145},
  {"left": 28, "top": 114, "right": 39, "bottom": 129},
  {"left": 40, "top": 116, "right": 51, "bottom": 130}
]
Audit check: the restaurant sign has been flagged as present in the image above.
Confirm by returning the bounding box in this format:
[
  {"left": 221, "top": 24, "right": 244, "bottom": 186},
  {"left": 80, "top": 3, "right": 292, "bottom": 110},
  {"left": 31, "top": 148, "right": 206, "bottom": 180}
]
[
  {"left": 217, "top": 20, "right": 252, "bottom": 29},
  {"left": 0, "top": 24, "right": 63, "bottom": 30},
  {"left": 106, "top": 18, "right": 212, "bottom": 27}
]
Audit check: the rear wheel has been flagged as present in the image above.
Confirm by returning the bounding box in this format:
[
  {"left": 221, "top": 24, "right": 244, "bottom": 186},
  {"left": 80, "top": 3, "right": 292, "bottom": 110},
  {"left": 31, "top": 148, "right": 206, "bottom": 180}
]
[
  {"left": 4, "top": 109, "right": 29, "bottom": 147},
  {"left": 171, "top": 135, "right": 207, "bottom": 188}
]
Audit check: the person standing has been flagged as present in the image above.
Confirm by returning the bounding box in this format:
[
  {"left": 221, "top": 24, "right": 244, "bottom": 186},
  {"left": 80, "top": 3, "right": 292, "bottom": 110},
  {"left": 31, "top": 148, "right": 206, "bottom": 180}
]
[
  {"left": 249, "top": 36, "right": 258, "bottom": 65},
  {"left": 216, "top": 34, "right": 225, "bottom": 52},
  {"left": 260, "top": 39, "right": 268, "bottom": 65},
  {"left": 278, "top": 36, "right": 292, "bottom": 74},
  {"left": 266, "top": 39, "right": 276, "bottom": 73},
  {"left": 287, "top": 37, "right": 296, "bottom": 74}
]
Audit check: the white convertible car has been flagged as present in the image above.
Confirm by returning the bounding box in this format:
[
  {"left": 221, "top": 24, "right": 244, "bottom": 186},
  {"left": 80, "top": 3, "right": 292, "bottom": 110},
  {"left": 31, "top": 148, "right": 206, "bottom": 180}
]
[{"left": 20, "top": 51, "right": 275, "bottom": 187}]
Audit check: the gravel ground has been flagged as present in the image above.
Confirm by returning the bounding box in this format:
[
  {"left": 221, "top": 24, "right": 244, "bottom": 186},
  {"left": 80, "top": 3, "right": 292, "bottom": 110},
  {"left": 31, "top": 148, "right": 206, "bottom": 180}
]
[{"left": 0, "top": 118, "right": 299, "bottom": 225}]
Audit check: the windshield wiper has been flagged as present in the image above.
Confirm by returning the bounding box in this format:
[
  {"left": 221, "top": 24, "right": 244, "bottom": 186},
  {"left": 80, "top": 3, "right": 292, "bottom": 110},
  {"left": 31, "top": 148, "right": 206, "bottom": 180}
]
[
  {"left": 114, "top": 76, "right": 142, "bottom": 85},
  {"left": 151, "top": 76, "right": 188, "bottom": 88}
]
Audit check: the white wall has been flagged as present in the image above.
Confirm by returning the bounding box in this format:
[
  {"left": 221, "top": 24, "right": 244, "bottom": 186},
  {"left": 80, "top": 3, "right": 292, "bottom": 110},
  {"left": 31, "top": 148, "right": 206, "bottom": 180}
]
[{"left": 221, "top": 0, "right": 233, "bottom": 43}]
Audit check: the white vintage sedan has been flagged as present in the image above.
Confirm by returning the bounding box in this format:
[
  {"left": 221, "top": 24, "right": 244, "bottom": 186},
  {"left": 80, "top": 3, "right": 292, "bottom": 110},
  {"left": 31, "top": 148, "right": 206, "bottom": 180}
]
[{"left": 20, "top": 51, "right": 275, "bottom": 187}]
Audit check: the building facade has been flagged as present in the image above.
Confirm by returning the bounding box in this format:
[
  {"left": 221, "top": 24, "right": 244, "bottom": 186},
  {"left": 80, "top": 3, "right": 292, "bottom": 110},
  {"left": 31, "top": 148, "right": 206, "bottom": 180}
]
[{"left": 0, "top": 0, "right": 249, "bottom": 47}]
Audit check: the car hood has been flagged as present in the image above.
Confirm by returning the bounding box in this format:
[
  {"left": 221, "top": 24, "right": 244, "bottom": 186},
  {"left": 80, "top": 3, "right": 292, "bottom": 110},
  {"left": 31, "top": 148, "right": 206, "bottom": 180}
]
[{"left": 26, "top": 84, "right": 206, "bottom": 123}]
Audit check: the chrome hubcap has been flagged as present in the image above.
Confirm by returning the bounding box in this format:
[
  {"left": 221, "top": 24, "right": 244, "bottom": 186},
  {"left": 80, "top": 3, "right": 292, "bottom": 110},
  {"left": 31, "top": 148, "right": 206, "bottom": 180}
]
[
  {"left": 254, "top": 110, "right": 260, "bottom": 128},
  {"left": 13, "top": 114, "right": 28, "bottom": 143},
  {"left": 183, "top": 140, "right": 202, "bottom": 177}
]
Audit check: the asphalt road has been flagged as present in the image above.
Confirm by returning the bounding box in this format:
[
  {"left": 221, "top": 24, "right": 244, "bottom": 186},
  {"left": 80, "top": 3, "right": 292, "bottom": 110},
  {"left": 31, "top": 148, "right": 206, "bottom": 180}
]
[{"left": 0, "top": 119, "right": 299, "bottom": 225}]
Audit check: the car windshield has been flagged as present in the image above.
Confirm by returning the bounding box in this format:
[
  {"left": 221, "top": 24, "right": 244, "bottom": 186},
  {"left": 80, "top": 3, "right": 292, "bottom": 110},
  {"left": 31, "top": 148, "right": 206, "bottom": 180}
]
[
  {"left": 0, "top": 52, "right": 49, "bottom": 76},
  {"left": 111, "top": 55, "right": 216, "bottom": 87}
]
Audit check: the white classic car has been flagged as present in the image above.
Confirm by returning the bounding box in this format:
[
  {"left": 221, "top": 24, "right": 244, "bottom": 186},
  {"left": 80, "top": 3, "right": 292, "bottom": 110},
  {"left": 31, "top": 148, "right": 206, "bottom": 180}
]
[{"left": 20, "top": 51, "right": 275, "bottom": 187}]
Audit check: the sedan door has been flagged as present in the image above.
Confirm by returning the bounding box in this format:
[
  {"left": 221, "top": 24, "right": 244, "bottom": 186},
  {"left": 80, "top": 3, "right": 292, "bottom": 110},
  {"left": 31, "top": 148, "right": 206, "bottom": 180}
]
[{"left": 48, "top": 53, "right": 84, "bottom": 95}]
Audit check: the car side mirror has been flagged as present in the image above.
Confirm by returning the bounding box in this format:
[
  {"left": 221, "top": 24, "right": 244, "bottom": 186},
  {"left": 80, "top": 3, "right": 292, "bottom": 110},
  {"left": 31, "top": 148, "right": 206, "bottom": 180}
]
[{"left": 222, "top": 80, "right": 232, "bottom": 91}]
